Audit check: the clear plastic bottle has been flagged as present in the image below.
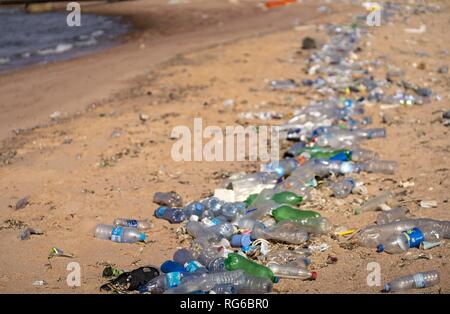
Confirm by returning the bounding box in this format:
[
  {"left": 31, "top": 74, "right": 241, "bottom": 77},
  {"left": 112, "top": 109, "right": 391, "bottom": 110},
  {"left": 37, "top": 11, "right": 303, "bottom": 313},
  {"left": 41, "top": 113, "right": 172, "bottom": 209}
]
[
  {"left": 154, "top": 206, "right": 186, "bottom": 224},
  {"left": 208, "top": 222, "right": 235, "bottom": 240},
  {"left": 211, "top": 283, "right": 236, "bottom": 294},
  {"left": 261, "top": 158, "right": 299, "bottom": 177},
  {"left": 173, "top": 248, "right": 207, "bottom": 273},
  {"left": 383, "top": 271, "right": 440, "bottom": 292},
  {"left": 251, "top": 221, "right": 309, "bottom": 244},
  {"left": 183, "top": 201, "right": 206, "bottom": 218},
  {"left": 267, "top": 262, "right": 317, "bottom": 280},
  {"left": 201, "top": 197, "right": 225, "bottom": 217},
  {"left": 219, "top": 202, "right": 246, "bottom": 221},
  {"left": 94, "top": 224, "right": 146, "bottom": 243},
  {"left": 357, "top": 160, "right": 398, "bottom": 174},
  {"left": 164, "top": 270, "right": 245, "bottom": 294},
  {"left": 376, "top": 207, "right": 408, "bottom": 225},
  {"left": 113, "top": 218, "right": 152, "bottom": 230},
  {"left": 357, "top": 191, "right": 395, "bottom": 214},
  {"left": 206, "top": 257, "right": 226, "bottom": 272},
  {"left": 376, "top": 226, "right": 443, "bottom": 254},
  {"left": 153, "top": 191, "right": 183, "bottom": 207},
  {"left": 356, "top": 218, "right": 450, "bottom": 248},
  {"left": 330, "top": 177, "right": 355, "bottom": 198},
  {"left": 233, "top": 273, "right": 273, "bottom": 294},
  {"left": 186, "top": 221, "right": 219, "bottom": 241}
]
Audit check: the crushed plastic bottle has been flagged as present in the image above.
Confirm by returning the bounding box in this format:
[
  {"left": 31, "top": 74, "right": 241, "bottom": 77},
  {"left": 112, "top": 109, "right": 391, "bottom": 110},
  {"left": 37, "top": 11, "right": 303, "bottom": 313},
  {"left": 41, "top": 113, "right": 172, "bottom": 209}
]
[
  {"left": 376, "top": 207, "right": 408, "bottom": 225},
  {"left": 267, "top": 262, "right": 316, "bottom": 280},
  {"left": 153, "top": 191, "right": 183, "bottom": 207}
]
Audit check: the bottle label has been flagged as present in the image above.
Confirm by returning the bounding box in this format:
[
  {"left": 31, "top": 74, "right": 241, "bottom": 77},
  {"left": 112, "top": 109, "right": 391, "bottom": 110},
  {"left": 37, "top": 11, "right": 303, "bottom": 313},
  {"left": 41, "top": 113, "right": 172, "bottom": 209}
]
[
  {"left": 166, "top": 272, "right": 181, "bottom": 288},
  {"left": 184, "top": 261, "right": 203, "bottom": 273},
  {"left": 403, "top": 228, "right": 424, "bottom": 248},
  {"left": 111, "top": 226, "right": 124, "bottom": 242},
  {"left": 126, "top": 220, "right": 138, "bottom": 228},
  {"left": 413, "top": 273, "right": 426, "bottom": 288}
]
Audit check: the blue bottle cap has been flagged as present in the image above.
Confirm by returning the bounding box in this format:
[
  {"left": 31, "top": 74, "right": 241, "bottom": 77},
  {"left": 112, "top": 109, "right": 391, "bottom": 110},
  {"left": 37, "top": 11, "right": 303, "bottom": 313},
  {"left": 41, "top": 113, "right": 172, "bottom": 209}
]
[
  {"left": 161, "top": 260, "right": 185, "bottom": 273},
  {"left": 139, "top": 233, "right": 146, "bottom": 242},
  {"left": 230, "top": 234, "right": 243, "bottom": 247},
  {"left": 274, "top": 276, "right": 280, "bottom": 283},
  {"left": 155, "top": 206, "right": 167, "bottom": 218},
  {"left": 376, "top": 244, "right": 384, "bottom": 253},
  {"left": 383, "top": 283, "right": 391, "bottom": 292}
]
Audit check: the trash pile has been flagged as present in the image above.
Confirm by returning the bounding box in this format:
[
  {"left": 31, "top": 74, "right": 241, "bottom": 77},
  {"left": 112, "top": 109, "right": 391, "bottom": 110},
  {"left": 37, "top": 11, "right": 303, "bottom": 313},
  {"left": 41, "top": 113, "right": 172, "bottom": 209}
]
[{"left": 96, "top": 1, "right": 448, "bottom": 294}]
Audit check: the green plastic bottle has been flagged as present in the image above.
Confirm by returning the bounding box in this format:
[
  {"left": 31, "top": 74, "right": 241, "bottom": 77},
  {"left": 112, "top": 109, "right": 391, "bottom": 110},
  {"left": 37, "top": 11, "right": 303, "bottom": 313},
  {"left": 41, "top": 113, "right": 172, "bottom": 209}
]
[
  {"left": 244, "top": 194, "right": 259, "bottom": 206},
  {"left": 272, "top": 205, "right": 321, "bottom": 223},
  {"left": 271, "top": 191, "right": 303, "bottom": 206},
  {"left": 224, "top": 253, "right": 278, "bottom": 283}
]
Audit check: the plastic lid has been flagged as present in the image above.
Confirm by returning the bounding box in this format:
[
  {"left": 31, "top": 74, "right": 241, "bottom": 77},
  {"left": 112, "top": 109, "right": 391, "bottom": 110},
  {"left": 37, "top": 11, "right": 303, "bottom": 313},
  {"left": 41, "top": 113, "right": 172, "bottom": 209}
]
[
  {"left": 139, "top": 233, "right": 146, "bottom": 242},
  {"left": 155, "top": 206, "right": 167, "bottom": 218},
  {"left": 376, "top": 244, "right": 384, "bottom": 253},
  {"left": 311, "top": 271, "right": 317, "bottom": 280}
]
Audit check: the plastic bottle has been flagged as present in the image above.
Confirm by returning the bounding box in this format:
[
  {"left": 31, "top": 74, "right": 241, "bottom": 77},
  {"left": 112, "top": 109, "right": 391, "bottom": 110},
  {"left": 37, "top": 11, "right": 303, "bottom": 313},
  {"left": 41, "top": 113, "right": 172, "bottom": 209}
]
[
  {"left": 191, "top": 239, "right": 226, "bottom": 267},
  {"left": 251, "top": 221, "right": 309, "bottom": 244},
  {"left": 211, "top": 283, "right": 236, "bottom": 294},
  {"left": 356, "top": 191, "right": 395, "bottom": 214},
  {"left": 330, "top": 177, "right": 355, "bottom": 198},
  {"left": 224, "top": 253, "right": 278, "bottom": 283},
  {"left": 383, "top": 271, "right": 440, "bottom": 292},
  {"left": 113, "top": 218, "right": 152, "bottom": 230},
  {"left": 164, "top": 270, "right": 245, "bottom": 294},
  {"left": 206, "top": 257, "right": 227, "bottom": 272},
  {"left": 261, "top": 158, "right": 299, "bottom": 177},
  {"left": 271, "top": 191, "right": 303, "bottom": 206},
  {"left": 94, "top": 224, "right": 146, "bottom": 243},
  {"left": 271, "top": 205, "right": 321, "bottom": 223},
  {"left": 173, "top": 248, "right": 207, "bottom": 273},
  {"left": 266, "top": 262, "right": 316, "bottom": 280},
  {"left": 208, "top": 222, "right": 235, "bottom": 240},
  {"left": 219, "top": 202, "right": 246, "bottom": 221},
  {"left": 356, "top": 218, "right": 450, "bottom": 248},
  {"left": 201, "top": 197, "right": 225, "bottom": 217},
  {"left": 357, "top": 160, "right": 398, "bottom": 174},
  {"left": 186, "top": 221, "right": 219, "bottom": 241},
  {"left": 376, "top": 207, "right": 408, "bottom": 225},
  {"left": 140, "top": 271, "right": 195, "bottom": 294},
  {"left": 376, "top": 226, "right": 443, "bottom": 254},
  {"left": 232, "top": 273, "right": 273, "bottom": 294},
  {"left": 183, "top": 202, "right": 206, "bottom": 218},
  {"left": 153, "top": 191, "right": 183, "bottom": 207},
  {"left": 154, "top": 206, "right": 186, "bottom": 224}
]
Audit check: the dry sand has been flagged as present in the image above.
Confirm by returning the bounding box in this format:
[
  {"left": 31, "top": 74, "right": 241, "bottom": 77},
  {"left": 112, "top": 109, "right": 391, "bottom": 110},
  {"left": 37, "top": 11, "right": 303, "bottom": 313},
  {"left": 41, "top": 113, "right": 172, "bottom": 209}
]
[{"left": 0, "top": 0, "right": 449, "bottom": 293}]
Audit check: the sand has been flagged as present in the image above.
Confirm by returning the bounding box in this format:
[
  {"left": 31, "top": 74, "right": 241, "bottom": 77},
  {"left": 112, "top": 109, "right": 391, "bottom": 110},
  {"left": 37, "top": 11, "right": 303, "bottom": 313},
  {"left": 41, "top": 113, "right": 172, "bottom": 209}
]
[{"left": 0, "top": 0, "right": 448, "bottom": 293}]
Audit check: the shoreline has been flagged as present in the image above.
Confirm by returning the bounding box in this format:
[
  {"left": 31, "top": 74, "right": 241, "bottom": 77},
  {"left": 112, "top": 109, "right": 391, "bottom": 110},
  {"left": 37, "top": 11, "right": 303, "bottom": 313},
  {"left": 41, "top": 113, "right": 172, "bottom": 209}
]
[{"left": 0, "top": 0, "right": 359, "bottom": 146}]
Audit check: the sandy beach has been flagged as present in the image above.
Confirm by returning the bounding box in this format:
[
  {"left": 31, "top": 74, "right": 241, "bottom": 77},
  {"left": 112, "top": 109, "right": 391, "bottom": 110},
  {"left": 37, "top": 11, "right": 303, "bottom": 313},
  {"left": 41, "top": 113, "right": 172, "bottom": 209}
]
[{"left": 0, "top": 0, "right": 449, "bottom": 293}]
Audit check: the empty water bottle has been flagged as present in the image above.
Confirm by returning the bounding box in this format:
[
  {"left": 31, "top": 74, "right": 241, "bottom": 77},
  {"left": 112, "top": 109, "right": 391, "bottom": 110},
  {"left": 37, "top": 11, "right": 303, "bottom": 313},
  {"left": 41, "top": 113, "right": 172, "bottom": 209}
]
[
  {"left": 267, "top": 262, "right": 316, "bottom": 280},
  {"left": 113, "top": 218, "right": 152, "bottom": 230},
  {"left": 383, "top": 271, "right": 440, "bottom": 292},
  {"left": 153, "top": 191, "right": 183, "bottom": 207},
  {"left": 376, "top": 207, "right": 408, "bottom": 225},
  {"left": 94, "top": 224, "right": 146, "bottom": 243},
  {"left": 154, "top": 206, "right": 186, "bottom": 224},
  {"left": 376, "top": 225, "right": 443, "bottom": 254},
  {"left": 251, "top": 221, "right": 309, "bottom": 244},
  {"left": 183, "top": 201, "right": 206, "bottom": 218}
]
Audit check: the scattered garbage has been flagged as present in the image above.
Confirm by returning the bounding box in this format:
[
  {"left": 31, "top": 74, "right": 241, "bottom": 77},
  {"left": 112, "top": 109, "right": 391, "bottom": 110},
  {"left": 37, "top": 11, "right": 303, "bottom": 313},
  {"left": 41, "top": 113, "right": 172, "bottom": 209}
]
[
  {"left": 48, "top": 247, "right": 74, "bottom": 260},
  {"left": 420, "top": 200, "right": 438, "bottom": 209},
  {"left": 94, "top": 2, "right": 447, "bottom": 294}
]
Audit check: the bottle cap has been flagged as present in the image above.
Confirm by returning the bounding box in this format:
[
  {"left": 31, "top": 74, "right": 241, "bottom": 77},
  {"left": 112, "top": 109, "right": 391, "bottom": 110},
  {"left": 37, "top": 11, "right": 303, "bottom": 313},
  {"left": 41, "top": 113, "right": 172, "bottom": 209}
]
[
  {"left": 273, "top": 276, "right": 280, "bottom": 283},
  {"left": 155, "top": 206, "right": 167, "bottom": 218},
  {"left": 376, "top": 244, "right": 384, "bottom": 253},
  {"left": 310, "top": 271, "right": 317, "bottom": 280},
  {"left": 189, "top": 215, "right": 199, "bottom": 222},
  {"left": 383, "top": 283, "right": 391, "bottom": 292},
  {"left": 230, "top": 234, "right": 252, "bottom": 248},
  {"left": 139, "top": 233, "right": 146, "bottom": 242}
]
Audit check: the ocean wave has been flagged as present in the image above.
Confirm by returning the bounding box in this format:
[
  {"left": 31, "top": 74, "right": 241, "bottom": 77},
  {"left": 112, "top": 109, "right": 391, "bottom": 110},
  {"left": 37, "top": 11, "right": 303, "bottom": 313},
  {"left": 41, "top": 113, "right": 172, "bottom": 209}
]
[
  {"left": 0, "top": 57, "right": 10, "bottom": 65},
  {"left": 37, "top": 43, "right": 73, "bottom": 56}
]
